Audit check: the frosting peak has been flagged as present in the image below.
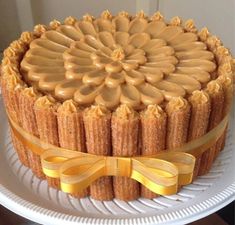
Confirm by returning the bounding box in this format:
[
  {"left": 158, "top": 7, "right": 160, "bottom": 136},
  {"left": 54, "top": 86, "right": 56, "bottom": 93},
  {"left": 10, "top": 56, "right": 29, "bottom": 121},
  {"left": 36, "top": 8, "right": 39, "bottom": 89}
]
[
  {"left": 115, "top": 104, "right": 136, "bottom": 120},
  {"left": 34, "top": 24, "right": 47, "bottom": 35},
  {"left": 85, "top": 104, "right": 109, "bottom": 118},
  {"left": 170, "top": 16, "right": 181, "bottom": 26},
  {"left": 198, "top": 27, "right": 210, "bottom": 41},
  {"left": 3, "top": 47, "right": 17, "bottom": 58},
  {"left": 58, "top": 99, "right": 78, "bottom": 113},
  {"left": 22, "top": 87, "right": 38, "bottom": 98},
  {"left": 142, "top": 105, "right": 164, "bottom": 118},
  {"left": 166, "top": 96, "right": 188, "bottom": 113},
  {"left": 206, "top": 80, "right": 222, "bottom": 94},
  {"left": 64, "top": 16, "right": 77, "bottom": 25},
  {"left": 206, "top": 35, "right": 221, "bottom": 50},
  {"left": 136, "top": 10, "right": 146, "bottom": 19},
  {"left": 49, "top": 19, "right": 61, "bottom": 29},
  {"left": 83, "top": 14, "right": 94, "bottom": 22},
  {"left": 184, "top": 19, "right": 197, "bottom": 33},
  {"left": 151, "top": 11, "right": 164, "bottom": 21},
  {"left": 218, "top": 74, "right": 233, "bottom": 87},
  {"left": 189, "top": 90, "right": 209, "bottom": 105},
  {"left": 118, "top": 11, "right": 129, "bottom": 18},
  {"left": 101, "top": 10, "right": 112, "bottom": 20},
  {"left": 34, "top": 96, "right": 55, "bottom": 109},
  {"left": 111, "top": 48, "right": 125, "bottom": 61},
  {"left": 20, "top": 31, "right": 34, "bottom": 43},
  {"left": 10, "top": 40, "right": 25, "bottom": 52}
]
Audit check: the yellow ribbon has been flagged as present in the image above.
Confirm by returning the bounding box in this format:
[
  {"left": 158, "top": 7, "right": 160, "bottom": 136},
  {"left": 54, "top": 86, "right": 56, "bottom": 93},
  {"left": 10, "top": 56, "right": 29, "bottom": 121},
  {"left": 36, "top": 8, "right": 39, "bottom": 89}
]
[{"left": 7, "top": 112, "right": 229, "bottom": 196}]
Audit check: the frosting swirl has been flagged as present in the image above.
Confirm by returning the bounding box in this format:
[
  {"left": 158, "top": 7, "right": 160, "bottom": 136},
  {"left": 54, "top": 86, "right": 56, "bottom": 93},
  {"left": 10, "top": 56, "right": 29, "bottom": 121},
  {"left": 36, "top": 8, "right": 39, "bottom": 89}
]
[
  {"left": 115, "top": 104, "right": 137, "bottom": 120},
  {"left": 58, "top": 99, "right": 78, "bottom": 113},
  {"left": 189, "top": 90, "right": 209, "bottom": 105},
  {"left": 141, "top": 104, "right": 164, "bottom": 118},
  {"left": 20, "top": 11, "right": 217, "bottom": 109},
  {"left": 84, "top": 104, "right": 109, "bottom": 118}
]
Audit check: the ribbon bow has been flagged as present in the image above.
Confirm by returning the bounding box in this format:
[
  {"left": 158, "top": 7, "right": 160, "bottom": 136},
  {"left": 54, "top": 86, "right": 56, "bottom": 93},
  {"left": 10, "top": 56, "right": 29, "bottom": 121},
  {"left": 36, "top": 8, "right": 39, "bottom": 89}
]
[
  {"left": 41, "top": 149, "right": 195, "bottom": 195},
  {"left": 7, "top": 111, "right": 229, "bottom": 196}
]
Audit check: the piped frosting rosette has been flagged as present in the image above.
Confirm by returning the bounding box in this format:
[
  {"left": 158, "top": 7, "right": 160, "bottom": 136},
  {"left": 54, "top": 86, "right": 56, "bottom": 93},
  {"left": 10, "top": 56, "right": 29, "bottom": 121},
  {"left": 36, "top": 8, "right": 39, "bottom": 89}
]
[{"left": 21, "top": 11, "right": 216, "bottom": 109}]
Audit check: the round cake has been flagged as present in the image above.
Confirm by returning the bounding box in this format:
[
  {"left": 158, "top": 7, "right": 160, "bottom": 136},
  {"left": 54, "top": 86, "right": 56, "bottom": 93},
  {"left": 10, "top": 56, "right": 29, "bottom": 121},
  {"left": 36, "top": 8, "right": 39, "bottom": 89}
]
[{"left": 0, "top": 10, "right": 234, "bottom": 201}]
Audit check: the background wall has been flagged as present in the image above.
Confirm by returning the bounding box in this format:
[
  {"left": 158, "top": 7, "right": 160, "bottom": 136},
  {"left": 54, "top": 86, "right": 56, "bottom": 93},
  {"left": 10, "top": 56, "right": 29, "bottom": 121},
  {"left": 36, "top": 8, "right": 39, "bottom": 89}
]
[{"left": 0, "top": 0, "right": 234, "bottom": 54}]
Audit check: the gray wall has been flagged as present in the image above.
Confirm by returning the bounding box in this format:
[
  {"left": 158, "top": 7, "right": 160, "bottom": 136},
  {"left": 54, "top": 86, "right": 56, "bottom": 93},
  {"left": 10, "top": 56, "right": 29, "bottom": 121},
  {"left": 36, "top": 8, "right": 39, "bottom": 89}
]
[{"left": 0, "top": 0, "right": 234, "bottom": 54}]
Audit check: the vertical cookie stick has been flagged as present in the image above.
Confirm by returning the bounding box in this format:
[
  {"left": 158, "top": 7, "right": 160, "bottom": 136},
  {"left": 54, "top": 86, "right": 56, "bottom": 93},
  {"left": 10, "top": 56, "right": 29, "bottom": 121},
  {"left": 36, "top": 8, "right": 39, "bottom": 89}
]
[
  {"left": 112, "top": 104, "right": 140, "bottom": 201},
  {"left": 215, "top": 74, "right": 233, "bottom": 156},
  {"left": 57, "top": 100, "right": 88, "bottom": 198},
  {"left": 34, "top": 96, "right": 60, "bottom": 188},
  {"left": 199, "top": 81, "right": 224, "bottom": 175},
  {"left": 19, "top": 87, "right": 45, "bottom": 179},
  {"left": 1, "top": 67, "right": 29, "bottom": 167},
  {"left": 83, "top": 105, "right": 113, "bottom": 200},
  {"left": 166, "top": 97, "right": 191, "bottom": 149},
  {"left": 140, "top": 105, "right": 167, "bottom": 198},
  {"left": 166, "top": 97, "right": 191, "bottom": 191},
  {"left": 188, "top": 91, "right": 211, "bottom": 179}
]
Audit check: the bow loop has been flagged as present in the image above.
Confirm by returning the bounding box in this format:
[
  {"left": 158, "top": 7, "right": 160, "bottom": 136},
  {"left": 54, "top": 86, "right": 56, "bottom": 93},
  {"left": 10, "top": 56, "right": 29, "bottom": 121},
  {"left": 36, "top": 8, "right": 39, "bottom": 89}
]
[
  {"left": 131, "top": 158, "right": 179, "bottom": 195},
  {"left": 152, "top": 152, "right": 195, "bottom": 185},
  {"left": 60, "top": 156, "right": 106, "bottom": 194},
  {"left": 41, "top": 148, "right": 83, "bottom": 178}
]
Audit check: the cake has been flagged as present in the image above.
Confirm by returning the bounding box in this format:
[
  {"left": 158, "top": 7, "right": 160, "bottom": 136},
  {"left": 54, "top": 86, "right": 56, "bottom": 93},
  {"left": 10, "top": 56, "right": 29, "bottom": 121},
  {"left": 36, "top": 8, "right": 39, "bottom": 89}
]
[{"left": 0, "top": 10, "right": 234, "bottom": 201}]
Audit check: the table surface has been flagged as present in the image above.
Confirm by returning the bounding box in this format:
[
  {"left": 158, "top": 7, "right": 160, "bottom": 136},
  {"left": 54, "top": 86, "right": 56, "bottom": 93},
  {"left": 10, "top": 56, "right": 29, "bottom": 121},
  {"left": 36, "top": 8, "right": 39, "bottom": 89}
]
[{"left": 0, "top": 202, "right": 234, "bottom": 225}]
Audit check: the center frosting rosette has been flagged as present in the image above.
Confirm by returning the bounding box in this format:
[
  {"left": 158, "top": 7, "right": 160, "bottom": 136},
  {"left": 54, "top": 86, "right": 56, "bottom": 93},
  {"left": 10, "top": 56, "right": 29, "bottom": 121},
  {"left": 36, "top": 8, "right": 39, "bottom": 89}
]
[{"left": 21, "top": 11, "right": 216, "bottom": 109}]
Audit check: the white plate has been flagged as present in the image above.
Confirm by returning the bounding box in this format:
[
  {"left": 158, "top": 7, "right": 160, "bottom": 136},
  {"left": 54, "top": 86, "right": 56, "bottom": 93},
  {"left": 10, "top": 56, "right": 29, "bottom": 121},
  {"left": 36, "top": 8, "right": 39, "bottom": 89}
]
[{"left": 0, "top": 95, "right": 234, "bottom": 225}]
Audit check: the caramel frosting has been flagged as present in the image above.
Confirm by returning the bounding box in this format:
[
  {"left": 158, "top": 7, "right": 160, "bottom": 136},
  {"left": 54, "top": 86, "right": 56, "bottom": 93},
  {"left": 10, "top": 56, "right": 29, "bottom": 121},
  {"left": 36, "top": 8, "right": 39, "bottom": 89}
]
[
  {"left": 20, "top": 31, "right": 35, "bottom": 43},
  {"left": 50, "top": 20, "right": 61, "bottom": 29},
  {"left": 218, "top": 59, "right": 233, "bottom": 76},
  {"left": 6, "top": 72, "right": 25, "bottom": 90},
  {"left": 57, "top": 99, "right": 78, "bottom": 114},
  {"left": 34, "top": 24, "right": 47, "bottom": 36},
  {"left": 114, "top": 104, "right": 137, "bottom": 120},
  {"left": 217, "top": 74, "right": 233, "bottom": 87},
  {"left": 198, "top": 27, "right": 210, "bottom": 41},
  {"left": 141, "top": 104, "right": 164, "bottom": 118},
  {"left": 64, "top": 16, "right": 77, "bottom": 25},
  {"left": 206, "top": 80, "right": 222, "bottom": 94},
  {"left": 184, "top": 19, "right": 197, "bottom": 33},
  {"left": 34, "top": 96, "right": 56, "bottom": 109},
  {"left": 166, "top": 96, "right": 188, "bottom": 113},
  {"left": 10, "top": 40, "right": 26, "bottom": 53},
  {"left": 22, "top": 87, "right": 39, "bottom": 98},
  {"left": 151, "top": 11, "right": 164, "bottom": 21},
  {"left": 3, "top": 47, "right": 18, "bottom": 58},
  {"left": 206, "top": 35, "right": 221, "bottom": 51},
  {"left": 189, "top": 90, "right": 209, "bottom": 105},
  {"left": 84, "top": 104, "right": 110, "bottom": 118},
  {"left": 20, "top": 11, "right": 217, "bottom": 109},
  {"left": 170, "top": 16, "right": 181, "bottom": 26}
]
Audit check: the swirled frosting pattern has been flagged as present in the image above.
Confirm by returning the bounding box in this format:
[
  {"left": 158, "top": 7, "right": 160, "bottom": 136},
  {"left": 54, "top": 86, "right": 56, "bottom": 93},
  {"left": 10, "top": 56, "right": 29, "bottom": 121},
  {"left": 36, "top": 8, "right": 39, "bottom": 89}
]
[{"left": 20, "top": 11, "right": 217, "bottom": 109}]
